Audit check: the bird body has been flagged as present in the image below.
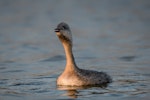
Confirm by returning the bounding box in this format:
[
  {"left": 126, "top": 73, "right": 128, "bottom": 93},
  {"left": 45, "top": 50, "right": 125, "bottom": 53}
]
[{"left": 55, "top": 22, "right": 112, "bottom": 86}]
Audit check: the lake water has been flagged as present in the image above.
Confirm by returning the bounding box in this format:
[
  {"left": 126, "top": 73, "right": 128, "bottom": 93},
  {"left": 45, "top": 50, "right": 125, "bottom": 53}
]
[{"left": 0, "top": 0, "right": 150, "bottom": 100}]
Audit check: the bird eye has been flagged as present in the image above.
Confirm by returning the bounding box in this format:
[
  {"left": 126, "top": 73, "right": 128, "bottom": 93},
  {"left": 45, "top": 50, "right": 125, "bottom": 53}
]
[{"left": 62, "top": 26, "right": 66, "bottom": 29}]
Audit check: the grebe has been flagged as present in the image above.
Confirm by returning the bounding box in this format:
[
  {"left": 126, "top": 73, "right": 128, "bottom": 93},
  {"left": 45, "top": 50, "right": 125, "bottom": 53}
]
[{"left": 55, "top": 22, "right": 112, "bottom": 86}]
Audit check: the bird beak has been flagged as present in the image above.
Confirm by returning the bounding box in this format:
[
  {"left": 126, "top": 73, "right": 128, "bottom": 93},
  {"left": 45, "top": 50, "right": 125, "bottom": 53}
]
[{"left": 55, "top": 28, "right": 60, "bottom": 32}]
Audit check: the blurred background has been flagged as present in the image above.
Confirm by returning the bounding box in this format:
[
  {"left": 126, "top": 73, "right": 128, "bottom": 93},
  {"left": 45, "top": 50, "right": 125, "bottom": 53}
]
[
  {"left": 0, "top": 0, "right": 149, "bottom": 63},
  {"left": 0, "top": 0, "right": 150, "bottom": 99}
]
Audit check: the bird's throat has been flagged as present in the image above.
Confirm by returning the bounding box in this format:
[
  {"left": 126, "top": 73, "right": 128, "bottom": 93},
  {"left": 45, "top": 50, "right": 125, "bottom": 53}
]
[{"left": 62, "top": 42, "right": 77, "bottom": 72}]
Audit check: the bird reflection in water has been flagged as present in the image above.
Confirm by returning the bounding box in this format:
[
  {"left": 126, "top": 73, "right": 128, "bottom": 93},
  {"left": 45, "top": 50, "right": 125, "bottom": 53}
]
[{"left": 57, "top": 84, "right": 108, "bottom": 98}]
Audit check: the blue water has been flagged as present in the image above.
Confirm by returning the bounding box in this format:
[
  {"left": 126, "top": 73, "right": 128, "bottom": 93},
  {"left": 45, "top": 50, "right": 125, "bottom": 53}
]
[{"left": 0, "top": 0, "right": 150, "bottom": 100}]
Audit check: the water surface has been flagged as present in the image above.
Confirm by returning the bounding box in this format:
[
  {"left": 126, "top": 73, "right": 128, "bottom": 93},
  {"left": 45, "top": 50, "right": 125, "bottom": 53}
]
[{"left": 0, "top": 0, "right": 150, "bottom": 100}]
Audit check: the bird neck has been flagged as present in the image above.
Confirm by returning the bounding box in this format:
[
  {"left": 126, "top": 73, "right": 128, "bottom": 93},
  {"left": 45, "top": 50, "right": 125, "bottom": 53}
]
[{"left": 62, "top": 42, "right": 78, "bottom": 72}]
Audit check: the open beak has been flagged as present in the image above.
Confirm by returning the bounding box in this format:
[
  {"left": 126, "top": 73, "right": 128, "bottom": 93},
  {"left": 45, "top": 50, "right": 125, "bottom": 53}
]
[{"left": 55, "top": 28, "right": 60, "bottom": 32}]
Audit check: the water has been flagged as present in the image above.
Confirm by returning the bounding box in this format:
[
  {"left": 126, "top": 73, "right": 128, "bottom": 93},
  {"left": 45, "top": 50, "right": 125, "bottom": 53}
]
[{"left": 0, "top": 0, "right": 150, "bottom": 100}]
